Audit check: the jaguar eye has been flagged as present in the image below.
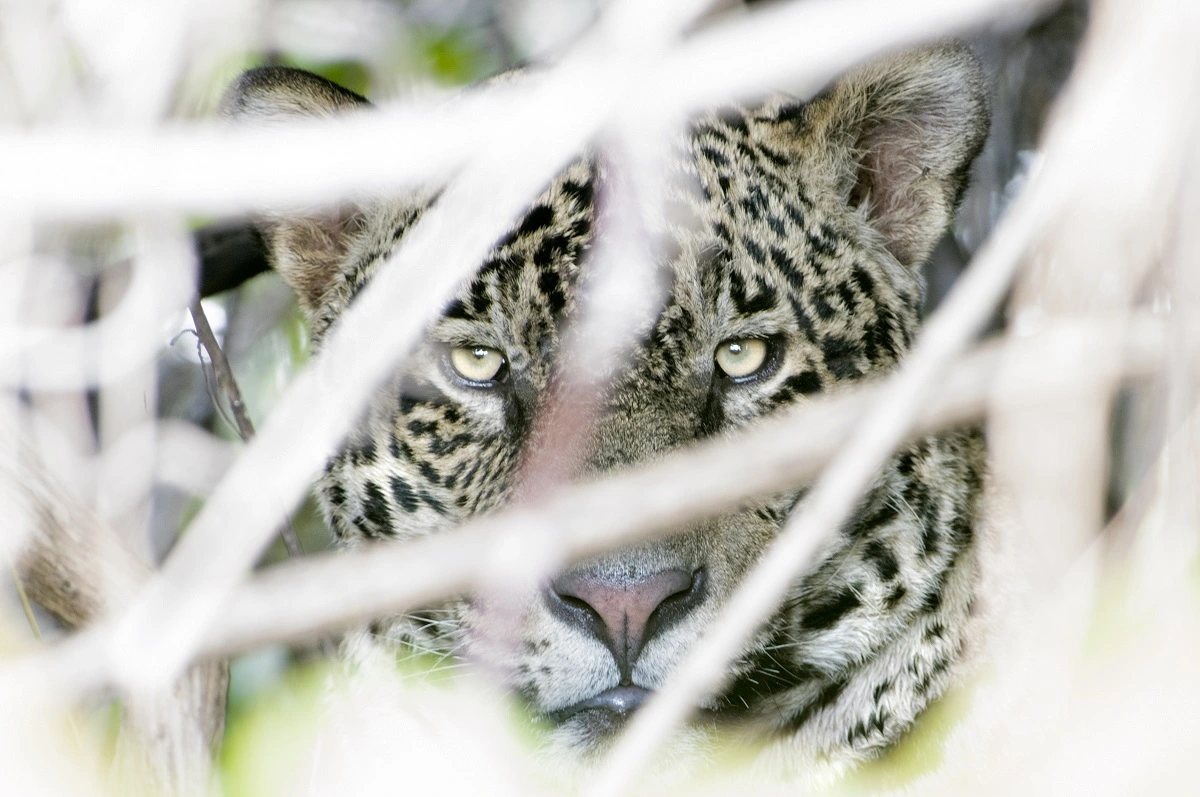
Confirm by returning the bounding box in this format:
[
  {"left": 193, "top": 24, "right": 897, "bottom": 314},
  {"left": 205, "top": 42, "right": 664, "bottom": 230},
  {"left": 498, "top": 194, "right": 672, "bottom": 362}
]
[
  {"left": 714, "top": 338, "right": 769, "bottom": 380},
  {"left": 448, "top": 345, "right": 507, "bottom": 384}
]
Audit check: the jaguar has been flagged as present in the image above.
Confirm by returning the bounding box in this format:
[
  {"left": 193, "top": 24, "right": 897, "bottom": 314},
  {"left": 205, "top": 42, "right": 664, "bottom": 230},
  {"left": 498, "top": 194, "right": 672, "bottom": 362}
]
[{"left": 222, "top": 41, "right": 991, "bottom": 772}]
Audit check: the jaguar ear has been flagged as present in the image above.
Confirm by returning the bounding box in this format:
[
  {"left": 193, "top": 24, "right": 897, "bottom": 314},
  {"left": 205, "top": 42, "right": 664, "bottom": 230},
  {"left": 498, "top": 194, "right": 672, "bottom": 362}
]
[
  {"left": 807, "top": 44, "right": 990, "bottom": 269},
  {"left": 220, "top": 67, "right": 371, "bottom": 313}
]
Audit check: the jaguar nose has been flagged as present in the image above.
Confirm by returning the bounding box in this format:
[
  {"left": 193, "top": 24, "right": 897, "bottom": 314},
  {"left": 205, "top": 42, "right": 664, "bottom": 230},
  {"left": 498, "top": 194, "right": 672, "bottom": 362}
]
[{"left": 548, "top": 567, "right": 704, "bottom": 671}]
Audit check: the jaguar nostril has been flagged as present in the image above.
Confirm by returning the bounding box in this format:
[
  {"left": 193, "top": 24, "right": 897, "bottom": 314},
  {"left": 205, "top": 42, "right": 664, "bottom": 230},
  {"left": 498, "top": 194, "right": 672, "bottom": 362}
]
[{"left": 547, "top": 567, "right": 703, "bottom": 671}]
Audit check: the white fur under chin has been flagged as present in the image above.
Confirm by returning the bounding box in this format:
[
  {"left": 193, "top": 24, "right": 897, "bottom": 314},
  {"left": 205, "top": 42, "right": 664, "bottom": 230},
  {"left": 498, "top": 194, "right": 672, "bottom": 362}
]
[{"left": 303, "top": 644, "right": 539, "bottom": 797}]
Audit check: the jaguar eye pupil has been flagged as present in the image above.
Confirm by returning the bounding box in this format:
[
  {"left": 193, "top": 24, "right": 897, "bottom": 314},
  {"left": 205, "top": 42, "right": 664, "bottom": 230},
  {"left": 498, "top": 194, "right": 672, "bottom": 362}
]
[
  {"left": 449, "top": 345, "right": 506, "bottom": 384},
  {"left": 714, "top": 337, "right": 769, "bottom": 380}
]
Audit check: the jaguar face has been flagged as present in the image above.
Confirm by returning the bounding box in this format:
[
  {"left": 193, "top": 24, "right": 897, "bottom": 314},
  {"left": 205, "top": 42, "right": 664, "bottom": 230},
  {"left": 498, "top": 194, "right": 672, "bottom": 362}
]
[{"left": 224, "top": 43, "right": 990, "bottom": 763}]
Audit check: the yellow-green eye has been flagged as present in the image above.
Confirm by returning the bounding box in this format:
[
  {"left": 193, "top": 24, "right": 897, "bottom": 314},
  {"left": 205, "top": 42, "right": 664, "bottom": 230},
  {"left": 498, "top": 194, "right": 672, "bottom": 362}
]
[
  {"left": 449, "top": 346, "right": 506, "bottom": 383},
  {"left": 714, "top": 338, "right": 769, "bottom": 380}
]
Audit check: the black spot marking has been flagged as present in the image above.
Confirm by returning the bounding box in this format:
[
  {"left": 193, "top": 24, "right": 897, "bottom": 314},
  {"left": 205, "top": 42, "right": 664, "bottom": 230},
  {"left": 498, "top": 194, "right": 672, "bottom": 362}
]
[
  {"left": 783, "top": 200, "right": 806, "bottom": 229},
  {"left": 419, "top": 490, "right": 449, "bottom": 516},
  {"left": 821, "top": 334, "right": 862, "bottom": 380},
  {"left": 803, "top": 589, "right": 861, "bottom": 631},
  {"left": 443, "top": 298, "right": 471, "bottom": 320},
  {"left": 916, "top": 656, "right": 951, "bottom": 697},
  {"left": 785, "top": 678, "right": 849, "bottom": 732},
  {"left": 561, "top": 179, "right": 594, "bottom": 209},
  {"left": 390, "top": 475, "right": 420, "bottom": 513},
  {"left": 538, "top": 268, "right": 560, "bottom": 296},
  {"left": 850, "top": 499, "right": 899, "bottom": 538},
  {"left": 742, "top": 236, "right": 767, "bottom": 266},
  {"left": 785, "top": 371, "right": 821, "bottom": 396},
  {"left": 717, "top": 647, "right": 820, "bottom": 712},
  {"left": 699, "top": 145, "right": 729, "bottom": 168},
  {"left": 774, "top": 101, "right": 807, "bottom": 125},
  {"left": 812, "top": 286, "right": 841, "bottom": 322},
  {"left": 350, "top": 440, "right": 376, "bottom": 465},
  {"left": 362, "top": 481, "right": 393, "bottom": 536},
  {"left": 418, "top": 461, "right": 440, "bottom": 486},
  {"left": 428, "top": 432, "right": 473, "bottom": 457},
  {"left": 864, "top": 540, "right": 899, "bottom": 581},
  {"left": 517, "top": 204, "right": 555, "bottom": 237},
  {"left": 850, "top": 264, "right": 876, "bottom": 297},
  {"left": 534, "top": 234, "right": 572, "bottom": 268},
  {"left": 950, "top": 512, "right": 974, "bottom": 546},
  {"left": 921, "top": 585, "right": 944, "bottom": 614},
  {"left": 718, "top": 108, "right": 749, "bottom": 135}
]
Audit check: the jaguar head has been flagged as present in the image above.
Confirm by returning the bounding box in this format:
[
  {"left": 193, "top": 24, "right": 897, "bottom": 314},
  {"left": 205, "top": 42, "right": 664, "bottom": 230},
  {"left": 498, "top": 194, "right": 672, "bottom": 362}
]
[{"left": 223, "top": 43, "right": 989, "bottom": 762}]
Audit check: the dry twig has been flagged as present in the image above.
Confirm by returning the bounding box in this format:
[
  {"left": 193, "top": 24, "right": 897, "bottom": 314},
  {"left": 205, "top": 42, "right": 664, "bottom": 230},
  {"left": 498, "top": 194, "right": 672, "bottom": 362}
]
[{"left": 189, "top": 297, "right": 303, "bottom": 558}]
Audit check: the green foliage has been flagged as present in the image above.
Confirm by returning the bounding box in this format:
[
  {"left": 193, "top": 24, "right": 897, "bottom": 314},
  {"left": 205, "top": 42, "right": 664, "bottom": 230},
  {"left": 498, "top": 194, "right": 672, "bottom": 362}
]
[
  {"left": 1192, "top": 549, "right": 1200, "bottom": 603},
  {"left": 220, "top": 660, "right": 328, "bottom": 797},
  {"left": 276, "top": 58, "right": 374, "bottom": 97},
  {"left": 846, "top": 687, "right": 971, "bottom": 792},
  {"left": 409, "top": 25, "right": 495, "bottom": 85}
]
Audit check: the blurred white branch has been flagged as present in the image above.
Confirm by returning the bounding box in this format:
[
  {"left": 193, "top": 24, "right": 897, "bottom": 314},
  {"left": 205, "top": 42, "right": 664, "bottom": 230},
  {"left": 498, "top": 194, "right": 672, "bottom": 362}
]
[
  {"left": 216, "top": 314, "right": 1175, "bottom": 656},
  {"left": 658, "top": 0, "right": 1053, "bottom": 112},
  {"left": 0, "top": 0, "right": 1047, "bottom": 218},
  {"left": 991, "top": 0, "right": 1200, "bottom": 587},
  {"left": 0, "top": 223, "right": 196, "bottom": 390}
]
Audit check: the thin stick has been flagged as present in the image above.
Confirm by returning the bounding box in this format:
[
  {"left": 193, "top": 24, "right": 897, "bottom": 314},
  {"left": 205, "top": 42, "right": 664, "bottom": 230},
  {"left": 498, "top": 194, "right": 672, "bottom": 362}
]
[
  {"left": 7, "top": 558, "right": 42, "bottom": 641},
  {"left": 188, "top": 299, "right": 254, "bottom": 443},
  {"left": 188, "top": 298, "right": 303, "bottom": 559}
]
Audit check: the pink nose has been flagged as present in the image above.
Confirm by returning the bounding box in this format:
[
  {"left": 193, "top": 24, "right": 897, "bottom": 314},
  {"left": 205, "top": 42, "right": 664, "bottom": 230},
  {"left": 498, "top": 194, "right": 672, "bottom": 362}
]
[{"left": 550, "top": 568, "right": 700, "bottom": 669}]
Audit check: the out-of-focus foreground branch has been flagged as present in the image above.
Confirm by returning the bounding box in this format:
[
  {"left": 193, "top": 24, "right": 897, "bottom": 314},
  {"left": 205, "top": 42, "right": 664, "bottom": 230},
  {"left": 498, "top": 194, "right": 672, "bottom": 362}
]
[{"left": 990, "top": 0, "right": 1200, "bottom": 589}]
